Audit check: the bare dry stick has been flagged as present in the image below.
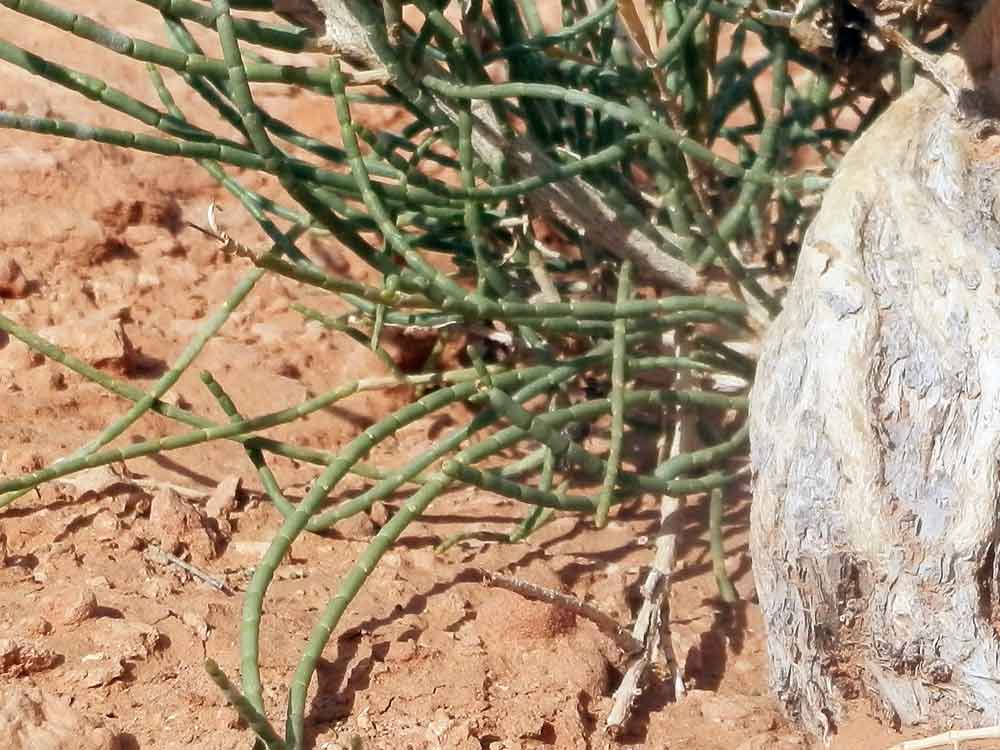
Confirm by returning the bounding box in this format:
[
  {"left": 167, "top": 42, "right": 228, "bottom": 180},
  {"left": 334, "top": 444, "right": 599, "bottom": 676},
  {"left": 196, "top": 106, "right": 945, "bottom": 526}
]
[
  {"left": 885, "top": 725, "right": 1000, "bottom": 750},
  {"left": 605, "top": 329, "right": 695, "bottom": 736},
  {"left": 484, "top": 571, "right": 642, "bottom": 654},
  {"left": 145, "top": 545, "right": 233, "bottom": 595},
  {"left": 874, "top": 18, "right": 963, "bottom": 104}
]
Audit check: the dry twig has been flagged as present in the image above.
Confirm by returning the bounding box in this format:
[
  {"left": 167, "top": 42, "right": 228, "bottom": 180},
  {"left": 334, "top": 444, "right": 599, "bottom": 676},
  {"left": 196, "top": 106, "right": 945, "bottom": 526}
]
[
  {"left": 605, "top": 330, "right": 694, "bottom": 736},
  {"left": 483, "top": 571, "right": 641, "bottom": 654},
  {"left": 885, "top": 725, "right": 1000, "bottom": 750},
  {"left": 145, "top": 544, "right": 233, "bottom": 595}
]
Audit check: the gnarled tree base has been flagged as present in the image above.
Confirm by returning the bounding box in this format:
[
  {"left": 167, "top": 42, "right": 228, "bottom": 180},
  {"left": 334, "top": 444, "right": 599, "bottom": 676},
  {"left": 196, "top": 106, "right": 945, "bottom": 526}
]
[{"left": 750, "top": 55, "right": 1000, "bottom": 740}]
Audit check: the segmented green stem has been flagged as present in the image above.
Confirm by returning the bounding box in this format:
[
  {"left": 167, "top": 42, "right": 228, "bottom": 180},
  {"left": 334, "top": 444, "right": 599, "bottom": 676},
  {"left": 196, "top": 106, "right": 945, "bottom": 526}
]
[
  {"left": 237, "top": 386, "right": 462, "bottom": 726},
  {"left": 284, "top": 385, "right": 745, "bottom": 746},
  {"left": 656, "top": 424, "right": 748, "bottom": 480},
  {"left": 305, "top": 350, "right": 608, "bottom": 531},
  {"left": 483, "top": 0, "right": 617, "bottom": 61},
  {"left": 459, "top": 103, "right": 491, "bottom": 294},
  {"left": 0, "top": 39, "right": 221, "bottom": 143},
  {"left": 0, "top": 0, "right": 341, "bottom": 89},
  {"left": 205, "top": 660, "right": 287, "bottom": 750},
  {"left": 138, "top": 0, "right": 312, "bottom": 52},
  {"left": 0, "top": 110, "right": 459, "bottom": 209},
  {"left": 258, "top": 248, "right": 747, "bottom": 321},
  {"left": 0, "top": 372, "right": 407, "bottom": 500},
  {"left": 329, "top": 58, "right": 484, "bottom": 307},
  {"left": 0, "top": 268, "right": 264, "bottom": 511},
  {"left": 0, "top": 312, "right": 405, "bottom": 480},
  {"left": 483, "top": 386, "right": 746, "bottom": 494},
  {"left": 655, "top": 0, "right": 710, "bottom": 68},
  {"left": 709, "top": 488, "right": 739, "bottom": 602},
  {"left": 422, "top": 76, "right": 805, "bottom": 189},
  {"left": 200, "top": 371, "right": 297, "bottom": 520},
  {"left": 595, "top": 260, "right": 631, "bottom": 527}
]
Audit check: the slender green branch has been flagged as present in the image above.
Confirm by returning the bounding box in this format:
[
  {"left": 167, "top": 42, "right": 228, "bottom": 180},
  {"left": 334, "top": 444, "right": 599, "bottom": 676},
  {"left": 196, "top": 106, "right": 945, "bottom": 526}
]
[
  {"left": 709, "top": 488, "right": 739, "bottom": 603},
  {"left": 205, "top": 660, "right": 287, "bottom": 750},
  {"left": 595, "top": 260, "right": 631, "bottom": 527},
  {"left": 200, "top": 371, "right": 297, "bottom": 520}
]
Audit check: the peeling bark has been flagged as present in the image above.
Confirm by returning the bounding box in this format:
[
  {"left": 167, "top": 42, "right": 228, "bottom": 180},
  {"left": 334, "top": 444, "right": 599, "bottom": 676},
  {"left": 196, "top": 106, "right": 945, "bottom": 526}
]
[{"left": 750, "top": 52, "right": 1000, "bottom": 738}]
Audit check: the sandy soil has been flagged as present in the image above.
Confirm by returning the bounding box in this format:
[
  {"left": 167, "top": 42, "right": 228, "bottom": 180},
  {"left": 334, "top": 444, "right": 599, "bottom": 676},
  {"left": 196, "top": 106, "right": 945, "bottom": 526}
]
[{"left": 0, "top": 4, "right": 939, "bottom": 750}]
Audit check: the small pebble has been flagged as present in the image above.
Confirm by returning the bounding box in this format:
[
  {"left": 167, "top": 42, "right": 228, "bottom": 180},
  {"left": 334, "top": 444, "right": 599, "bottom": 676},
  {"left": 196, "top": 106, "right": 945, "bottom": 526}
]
[
  {"left": 62, "top": 588, "right": 98, "bottom": 626},
  {"left": 0, "top": 258, "right": 30, "bottom": 298}
]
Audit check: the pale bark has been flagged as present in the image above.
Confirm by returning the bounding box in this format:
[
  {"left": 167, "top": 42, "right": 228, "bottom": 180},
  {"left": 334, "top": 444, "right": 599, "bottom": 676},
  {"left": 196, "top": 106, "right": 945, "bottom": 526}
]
[{"left": 750, "top": 52, "right": 1000, "bottom": 738}]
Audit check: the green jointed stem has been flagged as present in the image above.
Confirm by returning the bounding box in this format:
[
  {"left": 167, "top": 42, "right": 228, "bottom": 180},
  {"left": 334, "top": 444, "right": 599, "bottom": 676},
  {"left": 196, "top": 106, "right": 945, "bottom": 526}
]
[
  {"left": 448, "top": 457, "right": 740, "bottom": 508},
  {"left": 0, "top": 12, "right": 452, "bottom": 213},
  {"left": 655, "top": 0, "right": 710, "bottom": 68},
  {"left": 693, "top": 35, "right": 789, "bottom": 316},
  {"left": 422, "top": 76, "right": 789, "bottom": 188},
  {"left": 0, "top": 110, "right": 458, "bottom": 210},
  {"left": 0, "top": 312, "right": 406, "bottom": 481},
  {"left": 595, "top": 260, "right": 631, "bottom": 528},
  {"left": 496, "top": 446, "right": 549, "bottom": 480},
  {"left": 459, "top": 104, "right": 491, "bottom": 295},
  {"left": 138, "top": 0, "right": 313, "bottom": 52},
  {"left": 509, "top": 431, "right": 557, "bottom": 542},
  {"left": 304, "top": 349, "right": 608, "bottom": 531},
  {"left": 2, "top": 327, "right": 576, "bottom": 511},
  {"left": 0, "top": 371, "right": 404, "bottom": 500},
  {"left": 0, "top": 317, "right": 741, "bottom": 516},
  {"left": 158, "top": 14, "right": 441, "bottom": 195},
  {"left": 207, "top": 0, "right": 467, "bottom": 235},
  {"left": 205, "top": 659, "right": 287, "bottom": 750},
  {"left": 143, "top": 61, "right": 315, "bottom": 269},
  {"left": 443, "top": 403, "right": 746, "bottom": 510},
  {"left": 490, "top": 0, "right": 555, "bottom": 145},
  {"left": 0, "top": 0, "right": 335, "bottom": 90},
  {"left": 210, "top": 0, "right": 411, "bottom": 311},
  {"left": 483, "top": 0, "right": 617, "bottom": 61},
  {"left": 339, "top": 295, "right": 728, "bottom": 336},
  {"left": 0, "top": 98, "right": 251, "bottom": 167},
  {"left": 459, "top": 133, "right": 650, "bottom": 202},
  {"left": 237, "top": 377, "right": 518, "bottom": 734},
  {"left": 286, "top": 384, "right": 745, "bottom": 746},
  {"left": 709, "top": 488, "right": 739, "bottom": 602},
  {"left": 656, "top": 423, "right": 748, "bottom": 480},
  {"left": 0, "top": 39, "right": 224, "bottom": 144},
  {"left": 259, "top": 246, "right": 746, "bottom": 321},
  {"left": 200, "top": 371, "right": 298, "bottom": 520},
  {"left": 329, "top": 58, "right": 485, "bottom": 307},
  {"left": 0, "top": 268, "right": 264, "bottom": 511},
  {"left": 509, "top": 503, "right": 553, "bottom": 542},
  {"left": 371, "top": 275, "right": 398, "bottom": 352},
  {"left": 442, "top": 461, "right": 595, "bottom": 511},
  {"left": 483, "top": 386, "right": 747, "bottom": 494},
  {"left": 159, "top": 16, "right": 251, "bottom": 138},
  {"left": 252, "top": 252, "right": 429, "bottom": 307},
  {"left": 508, "top": 310, "right": 731, "bottom": 336},
  {"left": 286, "top": 474, "right": 451, "bottom": 748}
]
